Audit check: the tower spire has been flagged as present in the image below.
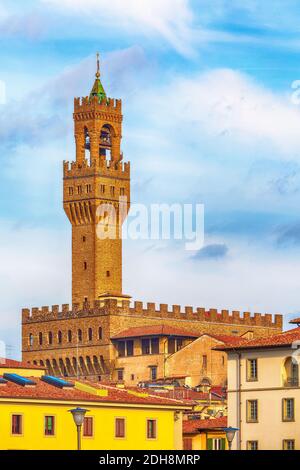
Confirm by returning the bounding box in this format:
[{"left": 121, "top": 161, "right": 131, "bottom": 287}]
[
  {"left": 89, "top": 52, "right": 106, "bottom": 102},
  {"left": 96, "top": 52, "right": 100, "bottom": 78}
]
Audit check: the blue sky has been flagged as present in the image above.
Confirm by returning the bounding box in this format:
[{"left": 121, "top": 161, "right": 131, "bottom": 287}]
[{"left": 1, "top": 0, "right": 300, "bottom": 357}]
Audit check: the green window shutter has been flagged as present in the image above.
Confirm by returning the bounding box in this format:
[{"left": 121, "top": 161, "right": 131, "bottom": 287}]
[
  {"left": 221, "top": 438, "right": 226, "bottom": 450},
  {"left": 207, "top": 438, "right": 213, "bottom": 450}
]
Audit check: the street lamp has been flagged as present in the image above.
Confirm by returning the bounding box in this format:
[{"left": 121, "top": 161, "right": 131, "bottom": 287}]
[
  {"left": 223, "top": 426, "right": 239, "bottom": 450},
  {"left": 69, "top": 407, "right": 89, "bottom": 450}
]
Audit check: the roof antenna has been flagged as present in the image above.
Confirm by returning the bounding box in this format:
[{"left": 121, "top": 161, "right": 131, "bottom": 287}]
[{"left": 96, "top": 52, "right": 100, "bottom": 79}]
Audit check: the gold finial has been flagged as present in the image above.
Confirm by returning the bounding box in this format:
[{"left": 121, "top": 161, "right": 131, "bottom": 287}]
[{"left": 96, "top": 52, "right": 100, "bottom": 78}]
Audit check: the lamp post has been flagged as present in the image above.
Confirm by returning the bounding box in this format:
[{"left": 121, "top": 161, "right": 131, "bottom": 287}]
[
  {"left": 223, "top": 427, "right": 239, "bottom": 450},
  {"left": 69, "top": 407, "right": 89, "bottom": 450}
]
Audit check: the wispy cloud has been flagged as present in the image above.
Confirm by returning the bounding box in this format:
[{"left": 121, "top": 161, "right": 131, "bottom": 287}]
[
  {"left": 193, "top": 243, "right": 228, "bottom": 260},
  {"left": 41, "top": 0, "right": 196, "bottom": 56}
]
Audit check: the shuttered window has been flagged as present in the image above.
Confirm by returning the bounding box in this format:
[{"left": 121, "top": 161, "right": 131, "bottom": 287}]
[
  {"left": 83, "top": 417, "right": 93, "bottom": 437},
  {"left": 115, "top": 418, "right": 125, "bottom": 438}
]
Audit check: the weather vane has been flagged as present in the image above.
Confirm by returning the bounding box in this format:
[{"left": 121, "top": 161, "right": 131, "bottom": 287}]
[{"left": 96, "top": 52, "right": 100, "bottom": 78}]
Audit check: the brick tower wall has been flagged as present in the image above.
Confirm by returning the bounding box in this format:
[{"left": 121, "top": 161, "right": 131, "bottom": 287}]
[{"left": 22, "top": 300, "right": 283, "bottom": 381}]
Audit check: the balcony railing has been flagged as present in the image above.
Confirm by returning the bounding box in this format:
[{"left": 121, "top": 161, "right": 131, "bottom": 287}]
[{"left": 283, "top": 376, "right": 299, "bottom": 387}]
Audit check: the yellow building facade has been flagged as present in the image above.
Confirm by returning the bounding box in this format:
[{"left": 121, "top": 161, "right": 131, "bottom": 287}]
[
  {"left": 183, "top": 416, "right": 228, "bottom": 450},
  {"left": 0, "top": 363, "right": 189, "bottom": 450}
]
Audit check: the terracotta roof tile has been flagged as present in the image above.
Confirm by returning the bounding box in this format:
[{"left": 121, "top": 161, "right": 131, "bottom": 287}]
[
  {"left": 0, "top": 376, "right": 189, "bottom": 407},
  {"left": 289, "top": 317, "right": 300, "bottom": 325},
  {"left": 214, "top": 327, "right": 300, "bottom": 351},
  {"left": 111, "top": 325, "right": 200, "bottom": 340},
  {"left": 183, "top": 416, "right": 227, "bottom": 434},
  {"left": 0, "top": 358, "right": 45, "bottom": 370},
  {"left": 205, "top": 334, "right": 248, "bottom": 345},
  {"left": 150, "top": 387, "right": 225, "bottom": 402}
]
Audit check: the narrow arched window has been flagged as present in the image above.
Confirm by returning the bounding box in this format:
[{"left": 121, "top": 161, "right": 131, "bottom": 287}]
[
  {"left": 98, "top": 327, "right": 102, "bottom": 340},
  {"left": 78, "top": 329, "right": 82, "bottom": 342},
  {"left": 88, "top": 328, "right": 93, "bottom": 341},
  {"left": 39, "top": 332, "right": 43, "bottom": 346},
  {"left": 29, "top": 334, "right": 34, "bottom": 347},
  {"left": 68, "top": 330, "right": 72, "bottom": 343},
  {"left": 48, "top": 332, "right": 53, "bottom": 345},
  {"left": 58, "top": 331, "right": 62, "bottom": 344}
]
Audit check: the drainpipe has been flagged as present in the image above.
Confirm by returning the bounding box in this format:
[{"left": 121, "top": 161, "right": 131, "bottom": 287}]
[{"left": 233, "top": 349, "right": 242, "bottom": 450}]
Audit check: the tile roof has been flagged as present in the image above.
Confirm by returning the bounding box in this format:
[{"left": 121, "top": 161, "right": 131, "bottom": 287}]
[
  {"left": 289, "top": 318, "right": 300, "bottom": 325},
  {"left": 0, "top": 358, "right": 45, "bottom": 370},
  {"left": 183, "top": 416, "right": 227, "bottom": 434},
  {"left": 214, "top": 327, "right": 300, "bottom": 351},
  {"left": 205, "top": 334, "right": 248, "bottom": 345},
  {"left": 0, "top": 376, "right": 189, "bottom": 408},
  {"left": 111, "top": 325, "right": 201, "bottom": 340},
  {"left": 149, "top": 387, "right": 226, "bottom": 402}
]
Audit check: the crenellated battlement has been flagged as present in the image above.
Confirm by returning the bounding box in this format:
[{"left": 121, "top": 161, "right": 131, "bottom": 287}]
[
  {"left": 22, "top": 299, "right": 283, "bottom": 329},
  {"left": 63, "top": 156, "right": 130, "bottom": 179},
  {"left": 74, "top": 96, "right": 122, "bottom": 117}
]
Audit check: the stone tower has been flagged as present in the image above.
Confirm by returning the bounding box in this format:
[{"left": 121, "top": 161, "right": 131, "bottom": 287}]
[{"left": 63, "top": 54, "right": 130, "bottom": 303}]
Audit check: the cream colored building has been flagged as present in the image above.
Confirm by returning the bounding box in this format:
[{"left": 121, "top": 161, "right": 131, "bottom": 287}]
[{"left": 217, "top": 321, "right": 300, "bottom": 450}]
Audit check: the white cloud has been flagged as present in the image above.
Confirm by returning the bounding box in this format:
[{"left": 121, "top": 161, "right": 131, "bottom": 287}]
[
  {"left": 124, "top": 236, "right": 299, "bottom": 323},
  {"left": 41, "top": 0, "right": 195, "bottom": 56},
  {"left": 136, "top": 68, "right": 300, "bottom": 157}
]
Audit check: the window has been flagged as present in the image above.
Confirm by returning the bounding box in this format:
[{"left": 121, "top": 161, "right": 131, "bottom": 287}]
[
  {"left": 84, "top": 262, "right": 87, "bottom": 270},
  {"left": 150, "top": 366, "right": 157, "bottom": 381},
  {"left": 117, "top": 369, "right": 124, "bottom": 381},
  {"left": 202, "top": 355, "right": 207, "bottom": 370},
  {"left": 29, "top": 333, "right": 34, "bottom": 347},
  {"left": 183, "top": 438, "right": 193, "bottom": 450},
  {"left": 282, "top": 398, "right": 295, "bottom": 422},
  {"left": 283, "top": 358, "right": 299, "bottom": 387},
  {"left": 142, "top": 338, "right": 159, "bottom": 354},
  {"left": 168, "top": 338, "right": 175, "bottom": 354},
  {"left": 39, "top": 332, "right": 43, "bottom": 346},
  {"left": 147, "top": 419, "right": 157, "bottom": 439},
  {"left": 118, "top": 340, "right": 134, "bottom": 357},
  {"left": 100, "top": 184, "right": 105, "bottom": 194},
  {"left": 151, "top": 338, "right": 159, "bottom": 354},
  {"left": 142, "top": 338, "right": 159, "bottom": 355},
  {"left": 82, "top": 236, "right": 86, "bottom": 242},
  {"left": 68, "top": 330, "right": 72, "bottom": 343},
  {"left": 118, "top": 341, "right": 126, "bottom": 357},
  {"left": 12, "top": 415, "right": 22, "bottom": 435},
  {"left": 86, "top": 184, "right": 92, "bottom": 193},
  {"left": 131, "top": 374, "right": 135, "bottom": 381},
  {"left": 168, "top": 338, "right": 185, "bottom": 354},
  {"left": 44, "top": 416, "right": 55, "bottom": 436},
  {"left": 120, "top": 187, "right": 125, "bottom": 196},
  {"left": 212, "top": 438, "right": 225, "bottom": 450},
  {"left": 77, "top": 185, "right": 82, "bottom": 195},
  {"left": 88, "top": 328, "right": 93, "bottom": 341},
  {"left": 58, "top": 331, "right": 62, "bottom": 344},
  {"left": 142, "top": 338, "right": 150, "bottom": 355},
  {"left": 246, "top": 400, "right": 258, "bottom": 423},
  {"left": 48, "top": 332, "right": 53, "bottom": 345},
  {"left": 110, "top": 186, "right": 115, "bottom": 196},
  {"left": 283, "top": 440, "right": 295, "bottom": 450},
  {"left": 222, "top": 355, "right": 225, "bottom": 366},
  {"left": 106, "top": 270, "right": 110, "bottom": 277},
  {"left": 115, "top": 418, "right": 125, "bottom": 438},
  {"left": 98, "top": 327, "right": 102, "bottom": 340},
  {"left": 78, "top": 329, "right": 83, "bottom": 343},
  {"left": 247, "top": 441, "right": 258, "bottom": 450},
  {"left": 83, "top": 417, "right": 93, "bottom": 437},
  {"left": 126, "top": 340, "right": 134, "bottom": 356},
  {"left": 247, "top": 359, "right": 258, "bottom": 381},
  {"left": 68, "top": 187, "right": 74, "bottom": 196}
]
